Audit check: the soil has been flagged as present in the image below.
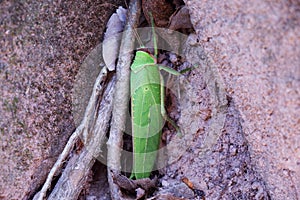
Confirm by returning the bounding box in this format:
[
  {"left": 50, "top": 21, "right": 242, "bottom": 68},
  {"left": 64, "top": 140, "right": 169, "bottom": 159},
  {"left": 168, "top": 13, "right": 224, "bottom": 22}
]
[{"left": 0, "top": 0, "right": 299, "bottom": 200}]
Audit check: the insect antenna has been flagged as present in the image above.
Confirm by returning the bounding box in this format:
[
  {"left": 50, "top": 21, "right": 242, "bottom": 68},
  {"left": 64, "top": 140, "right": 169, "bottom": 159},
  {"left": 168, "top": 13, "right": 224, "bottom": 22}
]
[
  {"left": 149, "top": 12, "right": 158, "bottom": 59},
  {"left": 124, "top": 0, "right": 145, "bottom": 48}
]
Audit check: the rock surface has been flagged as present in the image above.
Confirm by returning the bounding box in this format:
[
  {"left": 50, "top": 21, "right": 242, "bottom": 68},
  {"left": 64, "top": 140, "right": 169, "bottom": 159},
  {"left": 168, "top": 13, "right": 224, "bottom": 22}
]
[{"left": 183, "top": 0, "right": 300, "bottom": 199}]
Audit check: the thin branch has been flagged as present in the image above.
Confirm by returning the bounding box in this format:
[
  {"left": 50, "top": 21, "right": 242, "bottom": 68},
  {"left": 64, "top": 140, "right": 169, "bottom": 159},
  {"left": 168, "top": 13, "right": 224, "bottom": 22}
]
[
  {"left": 48, "top": 74, "right": 116, "bottom": 199},
  {"left": 33, "top": 66, "right": 114, "bottom": 200},
  {"left": 106, "top": 0, "right": 141, "bottom": 199},
  {"left": 34, "top": 125, "right": 83, "bottom": 200}
]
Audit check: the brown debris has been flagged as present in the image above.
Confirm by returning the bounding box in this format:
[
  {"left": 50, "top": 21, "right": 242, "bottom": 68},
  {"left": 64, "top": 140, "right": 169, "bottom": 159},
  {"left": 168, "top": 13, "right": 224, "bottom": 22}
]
[
  {"left": 148, "top": 194, "right": 188, "bottom": 200},
  {"left": 142, "top": 0, "right": 176, "bottom": 27},
  {"left": 141, "top": 0, "right": 193, "bottom": 32},
  {"left": 112, "top": 172, "right": 157, "bottom": 199},
  {"left": 181, "top": 177, "right": 205, "bottom": 200}
]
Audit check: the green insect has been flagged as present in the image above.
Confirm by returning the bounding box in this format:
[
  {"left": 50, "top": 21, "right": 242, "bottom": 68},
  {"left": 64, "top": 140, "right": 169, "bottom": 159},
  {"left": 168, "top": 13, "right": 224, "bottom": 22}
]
[{"left": 130, "top": 23, "right": 181, "bottom": 179}]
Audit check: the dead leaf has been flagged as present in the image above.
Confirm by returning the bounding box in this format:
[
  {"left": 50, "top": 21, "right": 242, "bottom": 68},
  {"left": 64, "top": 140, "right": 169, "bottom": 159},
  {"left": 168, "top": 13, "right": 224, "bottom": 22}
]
[
  {"left": 102, "top": 6, "right": 127, "bottom": 71},
  {"left": 168, "top": 6, "right": 193, "bottom": 31},
  {"left": 112, "top": 172, "right": 158, "bottom": 197}
]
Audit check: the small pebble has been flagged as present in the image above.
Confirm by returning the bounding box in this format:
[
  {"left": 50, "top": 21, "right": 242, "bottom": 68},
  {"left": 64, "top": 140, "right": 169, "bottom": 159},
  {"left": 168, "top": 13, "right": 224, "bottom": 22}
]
[
  {"left": 162, "top": 180, "right": 170, "bottom": 187},
  {"left": 169, "top": 53, "right": 178, "bottom": 63},
  {"left": 187, "top": 34, "right": 199, "bottom": 46}
]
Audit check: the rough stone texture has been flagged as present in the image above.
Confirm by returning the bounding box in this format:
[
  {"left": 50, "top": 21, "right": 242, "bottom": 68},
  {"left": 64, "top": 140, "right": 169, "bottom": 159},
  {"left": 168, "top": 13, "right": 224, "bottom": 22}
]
[
  {"left": 182, "top": 0, "right": 300, "bottom": 199},
  {"left": 157, "top": 34, "right": 270, "bottom": 199},
  {"left": 0, "top": 1, "right": 125, "bottom": 199}
]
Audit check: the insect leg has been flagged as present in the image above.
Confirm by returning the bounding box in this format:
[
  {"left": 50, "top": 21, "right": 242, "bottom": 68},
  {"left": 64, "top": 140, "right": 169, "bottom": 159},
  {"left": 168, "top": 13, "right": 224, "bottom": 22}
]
[
  {"left": 160, "top": 73, "right": 182, "bottom": 136},
  {"left": 158, "top": 65, "right": 181, "bottom": 76}
]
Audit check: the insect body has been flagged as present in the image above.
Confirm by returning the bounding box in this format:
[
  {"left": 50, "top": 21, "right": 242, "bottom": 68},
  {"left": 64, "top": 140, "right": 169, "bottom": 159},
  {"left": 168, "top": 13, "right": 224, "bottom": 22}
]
[
  {"left": 130, "top": 50, "right": 164, "bottom": 179},
  {"left": 129, "top": 11, "right": 184, "bottom": 179},
  {"left": 130, "top": 48, "right": 181, "bottom": 179}
]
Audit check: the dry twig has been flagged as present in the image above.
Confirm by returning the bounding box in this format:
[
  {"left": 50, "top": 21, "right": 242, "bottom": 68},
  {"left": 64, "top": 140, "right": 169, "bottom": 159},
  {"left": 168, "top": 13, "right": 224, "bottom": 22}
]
[
  {"left": 48, "top": 73, "right": 116, "bottom": 199},
  {"left": 33, "top": 66, "right": 115, "bottom": 200},
  {"left": 106, "top": 0, "right": 141, "bottom": 199}
]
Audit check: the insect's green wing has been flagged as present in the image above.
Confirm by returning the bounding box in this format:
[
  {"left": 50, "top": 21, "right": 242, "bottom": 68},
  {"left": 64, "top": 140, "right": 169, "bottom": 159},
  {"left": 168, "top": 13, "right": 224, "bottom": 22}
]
[{"left": 130, "top": 51, "right": 164, "bottom": 179}]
